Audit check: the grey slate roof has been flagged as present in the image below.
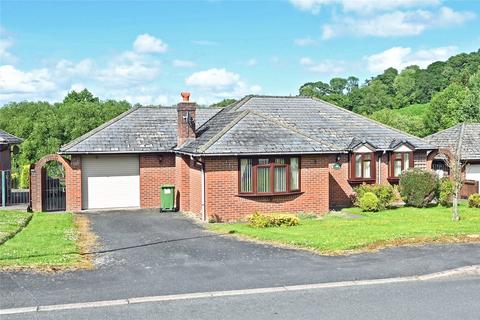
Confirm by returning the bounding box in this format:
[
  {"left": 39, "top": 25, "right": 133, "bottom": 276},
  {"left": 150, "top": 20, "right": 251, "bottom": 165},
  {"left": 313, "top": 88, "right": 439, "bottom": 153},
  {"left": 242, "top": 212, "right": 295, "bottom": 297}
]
[
  {"left": 179, "top": 96, "right": 434, "bottom": 155},
  {"left": 0, "top": 129, "right": 22, "bottom": 145},
  {"left": 60, "top": 107, "right": 219, "bottom": 154},
  {"left": 426, "top": 123, "right": 480, "bottom": 160}
]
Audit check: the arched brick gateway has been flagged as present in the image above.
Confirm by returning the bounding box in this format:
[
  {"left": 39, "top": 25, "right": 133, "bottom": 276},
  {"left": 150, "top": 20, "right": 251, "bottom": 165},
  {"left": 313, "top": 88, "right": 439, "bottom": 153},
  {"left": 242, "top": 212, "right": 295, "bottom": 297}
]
[{"left": 30, "top": 154, "right": 82, "bottom": 212}]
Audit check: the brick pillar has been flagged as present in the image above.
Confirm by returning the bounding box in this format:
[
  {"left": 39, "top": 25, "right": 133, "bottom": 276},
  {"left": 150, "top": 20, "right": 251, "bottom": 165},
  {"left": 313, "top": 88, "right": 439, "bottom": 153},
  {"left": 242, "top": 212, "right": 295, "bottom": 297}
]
[
  {"left": 175, "top": 154, "right": 190, "bottom": 212},
  {"left": 66, "top": 155, "right": 82, "bottom": 212}
]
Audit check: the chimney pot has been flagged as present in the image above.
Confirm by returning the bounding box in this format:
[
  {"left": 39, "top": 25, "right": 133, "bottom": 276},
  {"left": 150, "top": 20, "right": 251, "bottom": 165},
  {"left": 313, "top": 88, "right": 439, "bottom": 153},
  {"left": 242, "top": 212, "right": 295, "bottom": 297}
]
[{"left": 181, "top": 91, "right": 190, "bottom": 102}]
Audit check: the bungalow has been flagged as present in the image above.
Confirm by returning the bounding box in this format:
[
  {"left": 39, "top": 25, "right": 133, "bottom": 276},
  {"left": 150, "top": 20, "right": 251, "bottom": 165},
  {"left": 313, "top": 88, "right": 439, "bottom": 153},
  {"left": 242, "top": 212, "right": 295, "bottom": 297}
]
[
  {"left": 48, "top": 94, "right": 435, "bottom": 221},
  {"left": 426, "top": 123, "right": 480, "bottom": 195}
]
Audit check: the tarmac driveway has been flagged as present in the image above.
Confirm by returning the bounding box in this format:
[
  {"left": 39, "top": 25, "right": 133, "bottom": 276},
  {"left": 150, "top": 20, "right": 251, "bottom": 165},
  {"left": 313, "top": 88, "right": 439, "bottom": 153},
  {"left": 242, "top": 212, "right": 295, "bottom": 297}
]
[{"left": 1, "top": 210, "right": 480, "bottom": 309}]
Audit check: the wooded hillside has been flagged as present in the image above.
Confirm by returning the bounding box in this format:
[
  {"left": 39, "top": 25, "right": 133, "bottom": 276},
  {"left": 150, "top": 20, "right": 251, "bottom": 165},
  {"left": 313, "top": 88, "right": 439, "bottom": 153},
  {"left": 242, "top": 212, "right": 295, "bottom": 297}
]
[{"left": 299, "top": 49, "right": 480, "bottom": 136}]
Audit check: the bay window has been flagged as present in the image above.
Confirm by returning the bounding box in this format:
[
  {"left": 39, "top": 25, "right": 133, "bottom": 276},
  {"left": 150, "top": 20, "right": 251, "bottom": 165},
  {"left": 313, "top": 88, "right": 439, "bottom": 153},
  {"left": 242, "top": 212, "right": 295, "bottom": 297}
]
[
  {"left": 351, "top": 153, "right": 375, "bottom": 181},
  {"left": 390, "top": 152, "right": 413, "bottom": 178},
  {"left": 239, "top": 157, "right": 300, "bottom": 195}
]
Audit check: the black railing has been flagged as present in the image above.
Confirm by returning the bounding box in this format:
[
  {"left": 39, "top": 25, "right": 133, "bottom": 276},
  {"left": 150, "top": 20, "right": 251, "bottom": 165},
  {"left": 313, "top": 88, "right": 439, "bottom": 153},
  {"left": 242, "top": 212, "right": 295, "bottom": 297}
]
[{"left": 1, "top": 170, "right": 30, "bottom": 207}]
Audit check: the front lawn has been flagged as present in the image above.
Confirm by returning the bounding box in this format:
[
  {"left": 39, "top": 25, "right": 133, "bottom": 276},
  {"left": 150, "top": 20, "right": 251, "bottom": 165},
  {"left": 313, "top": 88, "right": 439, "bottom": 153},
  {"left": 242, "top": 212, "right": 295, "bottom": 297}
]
[
  {"left": 0, "top": 211, "right": 32, "bottom": 245},
  {"left": 0, "top": 212, "right": 92, "bottom": 270},
  {"left": 209, "top": 204, "right": 480, "bottom": 255}
]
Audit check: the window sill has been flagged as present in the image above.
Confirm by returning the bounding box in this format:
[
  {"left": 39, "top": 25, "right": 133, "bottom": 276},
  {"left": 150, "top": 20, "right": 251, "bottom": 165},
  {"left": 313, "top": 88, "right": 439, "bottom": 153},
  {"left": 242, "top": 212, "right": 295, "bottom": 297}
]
[
  {"left": 348, "top": 179, "right": 376, "bottom": 185},
  {"left": 237, "top": 191, "right": 304, "bottom": 198},
  {"left": 387, "top": 177, "right": 400, "bottom": 184}
]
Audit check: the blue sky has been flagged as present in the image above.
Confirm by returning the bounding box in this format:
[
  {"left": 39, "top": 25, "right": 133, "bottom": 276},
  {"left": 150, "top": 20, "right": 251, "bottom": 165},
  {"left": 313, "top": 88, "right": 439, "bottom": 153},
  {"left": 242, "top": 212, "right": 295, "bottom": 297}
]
[{"left": 1, "top": 0, "right": 479, "bottom": 106}]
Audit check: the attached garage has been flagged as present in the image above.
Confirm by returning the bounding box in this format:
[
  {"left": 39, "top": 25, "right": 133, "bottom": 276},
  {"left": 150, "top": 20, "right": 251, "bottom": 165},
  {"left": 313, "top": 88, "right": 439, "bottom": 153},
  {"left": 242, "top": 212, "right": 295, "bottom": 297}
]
[
  {"left": 466, "top": 164, "right": 480, "bottom": 193},
  {"left": 82, "top": 155, "right": 140, "bottom": 209}
]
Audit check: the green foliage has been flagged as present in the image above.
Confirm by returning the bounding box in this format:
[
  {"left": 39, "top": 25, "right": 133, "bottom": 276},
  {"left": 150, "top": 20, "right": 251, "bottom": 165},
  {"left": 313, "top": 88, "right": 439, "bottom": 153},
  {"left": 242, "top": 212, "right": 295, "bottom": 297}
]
[
  {"left": 298, "top": 49, "right": 480, "bottom": 132},
  {"left": 209, "top": 99, "right": 236, "bottom": 108},
  {"left": 0, "top": 89, "right": 130, "bottom": 173},
  {"left": 358, "top": 192, "right": 380, "bottom": 212},
  {"left": 247, "top": 212, "right": 299, "bottom": 228},
  {"left": 439, "top": 178, "right": 454, "bottom": 207},
  {"left": 399, "top": 169, "right": 439, "bottom": 208},
  {"left": 354, "top": 183, "right": 396, "bottom": 210},
  {"left": 19, "top": 164, "right": 30, "bottom": 189},
  {"left": 468, "top": 194, "right": 480, "bottom": 208}
]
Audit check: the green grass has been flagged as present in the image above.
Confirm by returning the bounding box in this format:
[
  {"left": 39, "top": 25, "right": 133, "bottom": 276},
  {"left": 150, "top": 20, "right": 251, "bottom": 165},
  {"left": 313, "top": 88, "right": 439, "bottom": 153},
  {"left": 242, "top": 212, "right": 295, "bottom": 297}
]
[
  {"left": 209, "top": 204, "right": 480, "bottom": 255},
  {"left": 0, "top": 212, "right": 81, "bottom": 268},
  {"left": 0, "top": 211, "right": 32, "bottom": 245}
]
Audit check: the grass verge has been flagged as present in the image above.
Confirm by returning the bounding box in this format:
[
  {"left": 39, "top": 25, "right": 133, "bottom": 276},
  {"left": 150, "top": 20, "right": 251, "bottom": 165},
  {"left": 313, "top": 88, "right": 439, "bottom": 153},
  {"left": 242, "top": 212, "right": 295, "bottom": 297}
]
[
  {"left": 209, "top": 204, "right": 480, "bottom": 255},
  {"left": 0, "top": 212, "right": 97, "bottom": 271},
  {"left": 0, "top": 211, "right": 33, "bottom": 245}
]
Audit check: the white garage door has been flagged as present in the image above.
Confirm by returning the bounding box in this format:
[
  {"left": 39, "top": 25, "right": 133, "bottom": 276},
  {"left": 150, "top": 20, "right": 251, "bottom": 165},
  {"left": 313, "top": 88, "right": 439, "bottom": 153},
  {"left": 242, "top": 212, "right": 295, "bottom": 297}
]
[
  {"left": 82, "top": 155, "right": 140, "bottom": 209},
  {"left": 466, "top": 164, "right": 480, "bottom": 193}
]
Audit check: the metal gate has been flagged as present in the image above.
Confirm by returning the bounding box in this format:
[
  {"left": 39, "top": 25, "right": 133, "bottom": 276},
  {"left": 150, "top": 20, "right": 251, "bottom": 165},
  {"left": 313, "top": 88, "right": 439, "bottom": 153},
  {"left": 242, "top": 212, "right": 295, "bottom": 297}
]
[
  {"left": 1, "top": 170, "right": 30, "bottom": 207},
  {"left": 43, "top": 175, "right": 66, "bottom": 211}
]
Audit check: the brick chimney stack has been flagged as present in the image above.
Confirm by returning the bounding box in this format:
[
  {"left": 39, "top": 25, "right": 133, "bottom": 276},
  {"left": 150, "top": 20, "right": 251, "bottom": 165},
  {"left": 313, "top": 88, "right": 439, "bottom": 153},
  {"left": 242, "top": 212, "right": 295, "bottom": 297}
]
[{"left": 177, "top": 91, "right": 197, "bottom": 146}]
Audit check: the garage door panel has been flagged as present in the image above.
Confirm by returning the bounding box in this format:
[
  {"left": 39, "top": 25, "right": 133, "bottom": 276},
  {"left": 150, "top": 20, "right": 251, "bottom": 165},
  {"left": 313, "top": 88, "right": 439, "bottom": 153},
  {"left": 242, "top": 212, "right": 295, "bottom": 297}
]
[{"left": 82, "top": 155, "right": 140, "bottom": 209}]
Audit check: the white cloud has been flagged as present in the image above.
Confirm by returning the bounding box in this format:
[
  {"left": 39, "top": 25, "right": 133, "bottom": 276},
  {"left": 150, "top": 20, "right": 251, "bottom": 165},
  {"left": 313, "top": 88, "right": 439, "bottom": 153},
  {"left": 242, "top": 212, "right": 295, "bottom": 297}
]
[
  {"left": 300, "top": 57, "right": 346, "bottom": 74},
  {"left": 0, "top": 28, "right": 17, "bottom": 64},
  {"left": 365, "top": 46, "right": 458, "bottom": 73},
  {"left": 294, "top": 37, "right": 318, "bottom": 46},
  {"left": 172, "top": 59, "right": 196, "bottom": 68},
  {"left": 245, "top": 58, "right": 258, "bottom": 66},
  {"left": 0, "top": 65, "right": 57, "bottom": 102},
  {"left": 97, "top": 51, "right": 161, "bottom": 86},
  {"left": 322, "top": 7, "right": 475, "bottom": 39},
  {"left": 133, "top": 34, "right": 168, "bottom": 54},
  {"left": 55, "top": 59, "right": 94, "bottom": 77},
  {"left": 191, "top": 40, "right": 218, "bottom": 46},
  {"left": 290, "top": 0, "right": 439, "bottom": 14},
  {"left": 185, "top": 68, "right": 261, "bottom": 103},
  {"left": 186, "top": 68, "right": 240, "bottom": 89}
]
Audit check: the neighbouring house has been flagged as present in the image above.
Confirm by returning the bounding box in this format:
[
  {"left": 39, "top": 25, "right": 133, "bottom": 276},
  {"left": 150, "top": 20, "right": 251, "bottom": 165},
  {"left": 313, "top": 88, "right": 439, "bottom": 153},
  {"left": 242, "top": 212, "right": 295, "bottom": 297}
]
[
  {"left": 35, "top": 94, "right": 436, "bottom": 220},
  {"left": 0, "top": 129, "right": 23, "bottom": 172},
  {"left": 0, "top": 129, "right": 23, "bottom": 206},
  {"left": 426, "top": 123, "right": 480, "bottom": 196}
]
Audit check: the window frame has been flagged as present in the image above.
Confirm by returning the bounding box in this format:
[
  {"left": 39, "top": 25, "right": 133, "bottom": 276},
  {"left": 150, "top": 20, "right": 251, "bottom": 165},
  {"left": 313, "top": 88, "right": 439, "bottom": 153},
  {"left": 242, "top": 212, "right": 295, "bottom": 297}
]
[
  {"left": 349, "top": 152, "right": 377, "bottom": 183},
  {"left": 238, "top": 156, "right": 301, "bottom": 196},
  {"left": 389, "top": 151, "right": 414, "bottom": 179}
]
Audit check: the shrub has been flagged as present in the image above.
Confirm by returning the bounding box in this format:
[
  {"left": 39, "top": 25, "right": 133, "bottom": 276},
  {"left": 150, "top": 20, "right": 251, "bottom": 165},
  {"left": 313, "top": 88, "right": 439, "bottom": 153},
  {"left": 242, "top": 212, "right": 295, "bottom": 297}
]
[
  {"left": 439, "top": 178, "right": 454, "bottom": 207},
  {"left": 358, "top": 192, "right": 380, "bottom": 212},
  {"left": 399, "top": 169, "right": 439, "bottom": 208},
  {"left": 247, "top": 212, "right": 299, "bottom": 228},
  {"left": 19, "top": 165, "right": 30, "bottom": 189},
  {"left": 354, "top": 184, "right": 396, "bottom": 210},
  {"left": 469, "top": 194, "right": 480, "bottom": 208}
]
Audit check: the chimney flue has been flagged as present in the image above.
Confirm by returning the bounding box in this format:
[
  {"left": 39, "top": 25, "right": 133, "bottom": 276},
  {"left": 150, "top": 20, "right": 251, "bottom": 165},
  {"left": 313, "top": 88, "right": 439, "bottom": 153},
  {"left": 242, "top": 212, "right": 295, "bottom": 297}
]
[{"left": 181, "top": 91, "right": 190, "bottom": 102}]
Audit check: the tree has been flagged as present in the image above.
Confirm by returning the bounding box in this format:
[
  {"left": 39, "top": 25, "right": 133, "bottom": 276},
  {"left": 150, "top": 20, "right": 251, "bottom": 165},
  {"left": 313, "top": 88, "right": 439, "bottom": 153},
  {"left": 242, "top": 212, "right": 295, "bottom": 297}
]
[
  {"left": 443, "top": 139, "right": 468, "bottom": 222},
  {"left": 209, "top": 99, "right": 236, "bottom": 108},
  {"left": 424, "top": 71, "right": 480, "bottom": 134},
  {"left": 0, "top": 90, "right": 130, "bottom": 171},
  {"left": 394, "top": 66, "right": 419, "bottom": 107},
  {"left": 329, "top": 77, "right": 348, "bottom": 94},
  {"left": 353, "top": 80, "right": 394, "bottom": 114},
  {"left": 63, "top": 89, "right": 99, "bottom": 104}
]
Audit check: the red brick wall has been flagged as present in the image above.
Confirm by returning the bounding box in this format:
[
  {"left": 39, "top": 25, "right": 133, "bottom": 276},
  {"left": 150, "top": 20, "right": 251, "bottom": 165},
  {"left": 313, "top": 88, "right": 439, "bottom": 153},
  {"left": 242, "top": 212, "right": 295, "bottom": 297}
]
[
  {"left": 328, "top": 154, "right": 353, "bottom": 207},
  {"left": 139, "top": 153, "right": 176, "bottom": 208},
  {"left": 175, "top": 154, "right": 191, "bottom": 211},
  {"left": 203, "top": 156, "right": 330, "bottom": 222},
  {"left": 189, "top": 161, "right": 203, "bottom": 217}
]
